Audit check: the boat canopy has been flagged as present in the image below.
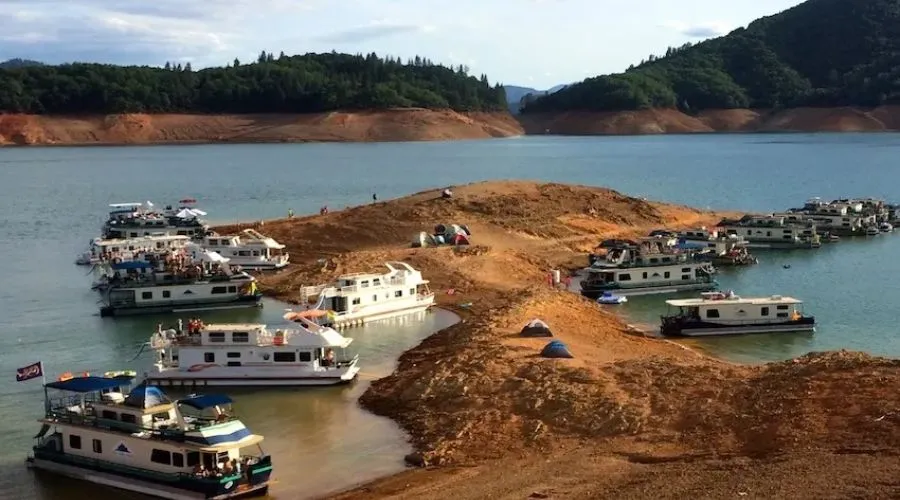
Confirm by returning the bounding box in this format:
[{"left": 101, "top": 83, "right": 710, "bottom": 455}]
[
  {"left": 45, "top": 375, "right": 135, "bottom": 393},
  {"left": 178, "top": 394, "right": 233, "bottom": 410},
  {"left": 109, "top": 202, "right": 143, "bottom": 208}
]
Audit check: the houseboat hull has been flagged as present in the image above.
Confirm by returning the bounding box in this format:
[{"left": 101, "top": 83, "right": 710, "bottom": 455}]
[
  {"left": 581, "top": 281, "right": 717, "bottom": 298},
  {"left": 100, "top": 295, "right": 263, "bottom": 317},
  {"left": 27, "top": 456, "right": 269, "bottom": 500},
  {"left": 328, "top": 301, "right": 434, "bottom": 328},
  {"left": 660, "top": 317, "right": 816, "bottom": 337},
  {"left": 742, "top": 241, "right": 820, "bottom": 249},
  {"left": 146, "top": 367, "right": 360, "bottom": 387}
]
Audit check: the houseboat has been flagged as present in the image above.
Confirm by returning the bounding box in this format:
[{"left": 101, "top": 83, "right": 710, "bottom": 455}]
[
  {"left": 659, "top": 290, "right": 815, "bottom": 337},
  {"left": 676, "top": 229, "right": 758, "bottom": 266},
  {"left": 76, "top": 234, "right": 191, "bottom": 266},
  {"left": 147, "top": 318, "right": 359, "bottom": 386},
  {"left": 99, "top": 245, "right": 261, "bottom": 317},
  {"left": 717, "top": 215, "right": 820, "bottom": 249},
  {"left": 580, "top": 238, "right": 718, "bottom": 297},
  {"left": 298, "top": 261, "right": 434, "bottom": 328},
  {"left": 103, "top": 202, "right": 208, "bottom": 240},
  {"left": 201, "top": 229, "right": 289, "bottom": 270},
  {"left": 26, "top": 373, "right": 272, "bottom": 499}
]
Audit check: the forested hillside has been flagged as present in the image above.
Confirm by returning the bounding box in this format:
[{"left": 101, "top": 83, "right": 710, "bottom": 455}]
[
  {"left": 523, "top": 0, "right": 900, "bottom": 113},
  {"left": 0, "top": 52, "right": 507, "bottom": 114}
]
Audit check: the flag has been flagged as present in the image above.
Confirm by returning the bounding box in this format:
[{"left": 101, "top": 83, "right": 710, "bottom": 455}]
[{"left": 16, "top": 361, "right": 43, "bottom": 382}]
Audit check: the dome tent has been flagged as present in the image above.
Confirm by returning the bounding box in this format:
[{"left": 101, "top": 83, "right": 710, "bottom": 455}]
[
  {"left": 124, "top": 382, "right": 172, "bottom": 409},
  {"left": 541, "top": 340, "right": 573, "bottom": 358},
  {"left": 520, "top": 319, "right": 553, "bottom": 337}
]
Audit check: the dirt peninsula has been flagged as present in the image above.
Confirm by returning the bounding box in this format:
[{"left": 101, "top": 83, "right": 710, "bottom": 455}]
[
  {"left": 217, "top": 181, "right": 900, "bottom": 499},
  {"left": 0, "top": 109, "right": 523, "bottom": 146}
]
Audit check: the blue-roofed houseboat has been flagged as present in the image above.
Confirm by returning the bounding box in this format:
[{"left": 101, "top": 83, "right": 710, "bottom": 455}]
[{"left": 26, "top": 373, "right": 272, "bottom": 499}]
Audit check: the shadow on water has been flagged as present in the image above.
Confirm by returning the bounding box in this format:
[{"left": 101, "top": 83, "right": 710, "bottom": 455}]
[{"left": 1, "top": 301, "right": 459, "bottom": 500}]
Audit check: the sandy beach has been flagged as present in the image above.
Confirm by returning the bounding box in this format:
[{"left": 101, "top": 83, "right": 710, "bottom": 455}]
[{"left": 213, "top": 181, "right": 900, "bottom": 499}]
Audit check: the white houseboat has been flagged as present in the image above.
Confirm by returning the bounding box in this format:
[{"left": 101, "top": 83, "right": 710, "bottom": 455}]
[
  {"left": 201, "top": 229, "right": 289, "bottom": 270},
  {"left": 717, "top": 215, "right": 821, "bottom": 249},
  {"left": 76, "top": 234, "right": 191, "bottom": 266},
  {"left": 26, "top": 373, "right": 272, "bottom": 499},
  {"left": 676, "top": 229, "right": 757, "bottom": 266},
  {"left": 147, "top": 318, "right": 359, "bottom": 386},
  {"left": 99, "top": 245, "right": 261, "bottom": 317},
  {"left": 580, "top": 238, "right": 718, "bottom": 297},
  {"left": 298, "top": 261, "right": 434, "bottom": 328},
  {"left": 659, "top": 291, "right": 815, "bottom": 337},
  {"left": 103, "top": 202, "right": 209, "bottom": 240}
]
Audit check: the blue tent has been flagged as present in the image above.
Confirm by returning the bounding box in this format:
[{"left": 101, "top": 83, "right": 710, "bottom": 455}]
[
  {"left": 124, "top": 383, "right": 171, "bottom": 408},
  {"left": 541, "top": 340, "right": 574, "bottom": 359},
  {"left": 45, "top": 375, "right": 135, "bottom": 393}
]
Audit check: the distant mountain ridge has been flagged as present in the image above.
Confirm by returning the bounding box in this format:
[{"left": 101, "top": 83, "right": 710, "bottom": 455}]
[
  {"left": 523, "top": 0, "right": 900, "bottom": 113},
  {"left": 503, "top": 83, "right": 570, "bottom": 113},
  {"left": 0, "top": 58, "right": 45, "bottom": 69}
]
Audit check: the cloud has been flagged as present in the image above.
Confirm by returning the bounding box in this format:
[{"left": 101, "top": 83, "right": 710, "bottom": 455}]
[
  {"left": 661, "top": 20, "right": 731, "bottom": 38},
  {"left": 0, "top": 0, "right": 317, "bottom": 66},
  {"left": 313, "top": 20, "right": 436, "bottom": 44}
]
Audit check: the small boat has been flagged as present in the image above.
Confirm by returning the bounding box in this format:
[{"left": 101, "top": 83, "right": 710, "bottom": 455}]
[
  {"left": 597, "top": 291, "right": 627, "bottom": 305},
  {"left": 866, "top": 226, "right": 880, "bottom": 236},
  {"left": 26, "top": 372, "right": 272, "bottom": 499},
  {"left": 659, "top": 291, "right": 815, "bottom": 337},
  {"left": 879, "top": 222, "right": 893, "bottom": 233}
]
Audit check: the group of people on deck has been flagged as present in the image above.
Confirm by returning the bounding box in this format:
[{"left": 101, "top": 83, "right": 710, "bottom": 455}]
[
  {"left": 192, "top": 456, "right": 252, "bottom": 478},
  {"left": 187, "top": 318, "right": 206, "bottom": 334}
]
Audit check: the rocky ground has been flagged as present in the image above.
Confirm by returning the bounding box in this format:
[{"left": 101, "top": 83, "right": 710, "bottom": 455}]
[{"left": 215, "top": 181, "right": 900, "bottom": 499}]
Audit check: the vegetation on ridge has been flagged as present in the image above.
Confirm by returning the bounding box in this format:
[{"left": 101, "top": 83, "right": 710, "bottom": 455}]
[
  {"left": 0, "top": 52, "right": 507, "bottom": 114},
  {"left": 523, "top": 0, "right": 900, "bottom": 113}
]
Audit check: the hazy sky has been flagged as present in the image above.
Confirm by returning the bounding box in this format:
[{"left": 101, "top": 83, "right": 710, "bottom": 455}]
[{"left": 1, "top": 0, "right": 805, "bottom": 88}]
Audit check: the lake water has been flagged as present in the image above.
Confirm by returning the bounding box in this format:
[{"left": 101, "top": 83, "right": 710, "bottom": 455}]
[{"left": 2, "top": 132, "right": 900, "bottom": 497}]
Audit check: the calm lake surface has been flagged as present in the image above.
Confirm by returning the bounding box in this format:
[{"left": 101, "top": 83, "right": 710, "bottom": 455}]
[{"left": 2, "top": 132, "right": 900, "bottom": 497}]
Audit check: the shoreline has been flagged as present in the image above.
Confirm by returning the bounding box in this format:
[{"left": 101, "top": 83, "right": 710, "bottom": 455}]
[
  {"left": 199, "top": 181, "right": 900, "bottom": 498},
  {"left": 5, "top": 105, "right": 900, "bottom": 147}
]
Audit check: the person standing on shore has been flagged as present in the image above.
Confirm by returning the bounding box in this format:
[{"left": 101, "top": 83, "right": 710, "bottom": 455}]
[{"left": 372, "top": 193, "right": 377, "bottom": 202}]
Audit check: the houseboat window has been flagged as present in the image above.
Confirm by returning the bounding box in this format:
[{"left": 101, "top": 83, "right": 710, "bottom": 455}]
[
  {"left": 204, "top": 353, "right": 215, "bottom": 362},
  {"left": 227, "top": 361, "right": 242, "bottom": 367},
  {"left": 209, "top": 332, "right": 226, "bottom": 343},
  {"left": 162, "top": 290, "right": 171, "bottom": 298},
  {"left": 766, "top": 231, "right": 772, "bottom": 236},
  {"left": 120, "top": 413, "right": 137, "bottom": 424},
  {"left": 211, "top": 286, "right": 227, "bottom": 294},
  {"left": 298, "top": 352, "right": 312, "bottom": 362},
  {"left": 782, "top": 235, "right": 792, "bottom": 240},
  {"left": 372, "top": 295, "right": 378, "bottom": 301},
  {"left": 649, "top": 258, "right": 659, "bottom": 264},
  {"left": 101, "top": 410, "right": 117, "bottom": 420},
  {"left": 92, "top": 439, "right": 102, "bottom": 453},
  {"left": 706, "top": 309, "right": 720, "bottom": 318},
  {"left": 776, "top": 305, "right": 789, "bottom": 310},
  {"left": 776, "top": 312, "right": 789, "bottom": 318},
  {"left": 642, "top": 272, "right": 648, "bottom": 279},
  {"left": 351, "top": 298, "right": 361, "bottom": 305},
  {"left": 232, "top": 332, "right": 249, "bottom": 343},
  {"left": 373, "top": 278, "right": 381, "bottom": 286},
  {"left": 186, "top": 452, "right": 200, "bottom": 467},
  {"left": 252, "top": 251, "right": 260, "bottom": 256},
  {"left": 163, "top": 275, "right": 175, "bottom": 282},
  {"left": 618, "top": 273, "right": 631, "bottom": 281},
  {"left": 228, "top": 286, "right": 237, "bottom": 293},
  {"left": 409, "top": 288, "right": 415, "bottom": 295},
  {"left": 227, "top": 352, "right": 241, "bottom": 358},
  {"left": 395, "top": 290, "right": 403, "bottom": 298},
  {"left": 151, "top": 449, "right": 172, "bottom": 465},
  {"left": 662, "top": 257, "right": 672, "bottom": 263},
  {"left": 172, "top": 453, "right": 184, "bottom": 468},
  {"left": 69, "top": 435, "right": 82, "bottom": 449},
  {"left": 361, "top": 280, "right": 370, "bottom": 288},
  {"left": 682, "top": 275, "right": 690, "bottom": 280},
  {"left": 274, "top": 352, "right": 296, "bottom": 362},
  {"left": 782, "top": 229, "right": 792, "bottom": 234},
  {"left": 130, "top": 232, "right": 138, "bottom": 238},
  {"left": 681, "top": 268, "right": 691, "bottom": 273},
  {"left": 238, "top": 251, "right": 250, "bottom": 256},
  {"left": 746, "top": 230, "right": 751, "bottom": 235},
  {"left": 761, "top": 307, "right": 769, "bottom": 316},
  {"left": 142, "top": 291, "right": 153, "bottom": 300},
  {"left": 664, "top": 272, "right": 670, "bottom": 279}
]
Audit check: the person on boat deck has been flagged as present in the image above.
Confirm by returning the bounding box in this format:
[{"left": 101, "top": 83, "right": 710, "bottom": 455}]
[{"left": 323, "top": 348, "right": 335, "bottom": 367}]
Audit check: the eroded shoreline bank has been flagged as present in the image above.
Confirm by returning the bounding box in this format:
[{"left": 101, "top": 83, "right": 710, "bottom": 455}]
[
  {"left": 5, "top": 106, "right": 900, "bottom": 147},
  {"left": 219, "top": 180, "right": 900, "bottom": 499}
]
